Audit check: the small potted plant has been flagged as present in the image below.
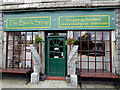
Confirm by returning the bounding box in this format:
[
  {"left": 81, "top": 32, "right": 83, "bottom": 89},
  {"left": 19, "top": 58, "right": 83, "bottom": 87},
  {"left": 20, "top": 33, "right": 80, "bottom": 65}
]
[
  {"left": 65, "top": 37, "right": 76, "bottom": 53},
  {"left": 35, "top": 35, "right": 43, "bottom": 44},
  {"left": 65, "top": 37, "right": 76, "bottom": 45}
]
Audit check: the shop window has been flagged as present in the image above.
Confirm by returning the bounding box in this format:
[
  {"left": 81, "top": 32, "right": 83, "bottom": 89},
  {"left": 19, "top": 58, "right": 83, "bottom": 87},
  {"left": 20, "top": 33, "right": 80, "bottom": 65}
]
[
  {"left": 74, "top": 31, "right": 111, "bottom": 72},
  {"left": 6, "top": 32, "right": 39, "bottom": 69}
]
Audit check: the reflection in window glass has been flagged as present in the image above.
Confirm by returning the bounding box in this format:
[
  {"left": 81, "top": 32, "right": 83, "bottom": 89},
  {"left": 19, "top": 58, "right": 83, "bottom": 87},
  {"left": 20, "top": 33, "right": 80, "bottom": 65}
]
[
  {"left": 7, "top": 32, "right": 39, "bottom": 69},
  {"left": 27, "top": 32, "right": 32, "bottom": 41},
  {"left": 8, "top": 32, "right": 13, "bottom": 40},
  {"left": 15, "top": 32, "right": 20, "bottom": 40},
  {"left": 103, "top": 32, "right": 109, "bottom": 40},
  {"left": 74, "top": 31, "right": 111, "bottom": 72}
]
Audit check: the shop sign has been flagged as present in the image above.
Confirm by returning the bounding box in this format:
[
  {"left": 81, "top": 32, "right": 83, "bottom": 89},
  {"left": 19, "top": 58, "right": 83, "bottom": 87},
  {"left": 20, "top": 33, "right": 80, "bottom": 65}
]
[
  {"left": 3, "top": 10, "right": 115, "bottom": 31},
  {"left": 59, "top": 15, "right": 110, "bottom": 28},
  {"left": 6, "top": 16, "right": 51, "bottom": 29}
]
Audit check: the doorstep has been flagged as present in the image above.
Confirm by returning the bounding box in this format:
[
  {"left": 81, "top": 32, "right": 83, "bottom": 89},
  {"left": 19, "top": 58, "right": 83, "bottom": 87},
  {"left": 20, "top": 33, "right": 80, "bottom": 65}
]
[{"left": 46, "top": 76, "right": 65, "bottom": 81}]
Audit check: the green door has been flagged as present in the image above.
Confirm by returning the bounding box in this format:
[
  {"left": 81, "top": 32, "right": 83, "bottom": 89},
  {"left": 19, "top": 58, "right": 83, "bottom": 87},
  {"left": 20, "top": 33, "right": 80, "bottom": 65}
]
[{"left": 46, "top": 36, "right": 66, "bottom": 77}]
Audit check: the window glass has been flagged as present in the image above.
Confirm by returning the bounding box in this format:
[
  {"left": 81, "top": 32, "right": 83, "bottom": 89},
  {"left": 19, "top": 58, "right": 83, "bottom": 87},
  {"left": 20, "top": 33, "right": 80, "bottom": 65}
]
[
  {"left": 7, "top": 32, "right": 39, "bottom": 69},
  {"left": 74, "top": 31, "right": 111, "bottom": 72},
  {"left": 103, "top": 32, "right": 109, "bottom": 40}
]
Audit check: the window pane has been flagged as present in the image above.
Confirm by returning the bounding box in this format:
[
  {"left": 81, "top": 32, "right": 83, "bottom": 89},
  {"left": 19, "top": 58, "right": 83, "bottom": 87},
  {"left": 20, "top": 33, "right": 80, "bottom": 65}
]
[
  {"left": 8, "top": 50, "right": 13, "bottom": 59},
  {"left": 21, "top": 32, "right": 25, "bottom": 41},
  {"left": 74, "top": 31, "right": 80, "bottom": 40},
  {"left": 96, "top": 32, "right": 102, "bottom": 41},
  {"left": 104, "top": 52, "right": 110, "bottom": 61},
  {"left": 96, "top": 62, "right": 102, "bottom": 72},
  {"left": 8, "top": 41, "right": 13, "bottom": 49},
  {"left": 89, "top": 62, "right": 95, "bottom": 70},
  {"left": 15, "top": 32, "right": 20, "bottom": 40},
  {"left": 27, "top": 32, "right": 32, "bottom": 41},
  {"left": 8, "top": 32, "right": 13, "bottom": 40},
  {"left": 103, "top": 32, "right": 109, "bottom": 40},
  {"left": 105, "top": 41, "right": 110, "bottom": 51},
  {"left": 104, "top": 63, "right": 110, "bottom": 72},
  {"left": 89, "top": 31, "right": 95, "bottom": 41}
]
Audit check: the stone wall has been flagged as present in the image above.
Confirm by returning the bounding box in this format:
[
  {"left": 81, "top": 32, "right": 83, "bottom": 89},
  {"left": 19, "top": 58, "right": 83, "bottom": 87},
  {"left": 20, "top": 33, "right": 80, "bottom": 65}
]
[
  {"left": 0, "top": 0, "right": 120, "bottom": 10},
  {"left": 0, "top": 0, "right": 120, "bottom": 73},
  {"left": 116, "top": 9, "right": 120, "bottom": 74},
  {"left": 0, "top": 12, "right": 3, "bottom": 69}
]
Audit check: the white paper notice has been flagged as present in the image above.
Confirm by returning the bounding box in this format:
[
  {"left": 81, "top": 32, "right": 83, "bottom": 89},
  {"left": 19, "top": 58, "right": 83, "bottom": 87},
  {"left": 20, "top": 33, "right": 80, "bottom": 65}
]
[
  {"left": 54, "top": 47, "right": 59, "bottom": 50},
  {"left": 61, "top": 52, "right": 63, "bottom": 56},
  {"left": 54, "top": 56, "right": 59, "bottom": 58}
]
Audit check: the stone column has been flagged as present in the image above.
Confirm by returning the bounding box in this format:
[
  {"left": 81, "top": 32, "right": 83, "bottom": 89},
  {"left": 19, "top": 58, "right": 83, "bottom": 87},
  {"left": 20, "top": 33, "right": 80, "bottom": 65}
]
[
  {"left": 111, "top": 31, "right": 116, "bottom": 73},
  {"left": 3, "top": 32, "right": 7, "bottom": 69},
  {"left": 67, "top": 30, "right": 73, "bottom": 75},
  {"left": 39, "top": 31, "right": 45, "bottom": 74}
]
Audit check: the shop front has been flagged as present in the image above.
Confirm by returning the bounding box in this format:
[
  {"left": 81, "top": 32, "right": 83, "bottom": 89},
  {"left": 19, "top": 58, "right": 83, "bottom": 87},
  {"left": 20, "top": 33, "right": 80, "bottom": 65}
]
[{"left": 3, "top": 9, "right": 115, "bottom": 77}]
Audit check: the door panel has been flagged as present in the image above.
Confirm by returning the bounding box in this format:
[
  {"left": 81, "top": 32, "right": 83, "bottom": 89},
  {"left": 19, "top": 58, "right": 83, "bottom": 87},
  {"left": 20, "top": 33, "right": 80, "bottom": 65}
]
[{"left": 47, "top": 37, "right": 66, "bottom": 77}]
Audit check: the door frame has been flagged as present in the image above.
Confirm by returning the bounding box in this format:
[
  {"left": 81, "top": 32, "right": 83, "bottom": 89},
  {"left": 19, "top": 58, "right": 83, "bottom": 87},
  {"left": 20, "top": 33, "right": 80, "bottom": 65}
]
[{"left": 45, "top": 36, "right": 67, "bottom": 77}]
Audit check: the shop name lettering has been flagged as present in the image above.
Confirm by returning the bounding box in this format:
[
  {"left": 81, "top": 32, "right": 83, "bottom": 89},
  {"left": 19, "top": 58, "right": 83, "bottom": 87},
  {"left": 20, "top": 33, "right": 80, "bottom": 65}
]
[
  {"left": 6, "top": 17, "right": 51, "bottom": 29},
  {"left": 59, "top": 15, "right": 110, "bottom": 28}
]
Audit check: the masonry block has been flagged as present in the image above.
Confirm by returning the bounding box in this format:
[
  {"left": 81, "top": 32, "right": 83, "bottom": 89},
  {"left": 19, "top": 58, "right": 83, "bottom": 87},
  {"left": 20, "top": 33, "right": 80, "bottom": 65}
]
[
  {"left": 118, "top": 55, "right": 120, "bottom": 61},
  {"left": 118, "top": 50, "right": 120, "bottom": 54},
  {"left": 6, "top": 5, "right": 18, "bottom": 9},
  {"left": 18, "top": 4, "right": 30, "bottom": 9},
  {"left": 70, "top": 75, "right": 77, "bottom": 87},
  {"left": 31, "top": 73, "right": 39, "bottom": 84},
  {"left": 34, "top": 65, "right": 40, "bottom": 73}
]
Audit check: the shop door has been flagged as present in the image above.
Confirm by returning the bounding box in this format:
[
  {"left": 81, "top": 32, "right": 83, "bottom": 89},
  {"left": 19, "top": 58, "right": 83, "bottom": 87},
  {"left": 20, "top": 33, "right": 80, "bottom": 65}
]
[{"left": 46, "top": 37, "right": 66, "bottom": 77}]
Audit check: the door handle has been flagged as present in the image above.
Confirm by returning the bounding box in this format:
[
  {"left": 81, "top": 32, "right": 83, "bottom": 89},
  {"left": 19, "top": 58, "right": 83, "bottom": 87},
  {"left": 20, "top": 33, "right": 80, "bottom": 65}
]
[{"left": 63, "top": 56, "right": 64, "bottom": 59}]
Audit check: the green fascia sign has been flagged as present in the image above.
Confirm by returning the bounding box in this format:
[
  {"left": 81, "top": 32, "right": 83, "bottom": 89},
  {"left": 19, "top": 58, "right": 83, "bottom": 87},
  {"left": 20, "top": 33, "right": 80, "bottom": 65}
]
[{"left": 3, "top": 9, "right": 115, "bottom": 31}]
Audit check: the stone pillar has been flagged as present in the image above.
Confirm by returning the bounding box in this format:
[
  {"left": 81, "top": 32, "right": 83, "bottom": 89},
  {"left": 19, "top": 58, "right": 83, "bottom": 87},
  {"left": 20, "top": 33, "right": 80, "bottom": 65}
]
[
  {"left": 39, "top": 31, "right": 45, "bottom": 74},
  {"left": 111, "top": 31, "right": 116, "bottom": 73},
  {"left": 67, "top": 30, "right": 73, "bottom": 75},
  {"left": 3, "top": 32, "right": 7, "bottom": 69}
]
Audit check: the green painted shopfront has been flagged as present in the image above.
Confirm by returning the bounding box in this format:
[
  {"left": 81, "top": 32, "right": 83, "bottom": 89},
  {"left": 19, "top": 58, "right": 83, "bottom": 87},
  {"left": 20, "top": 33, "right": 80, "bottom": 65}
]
[{"left": 3, "top": 8, "right": 117, "bottom": 78}]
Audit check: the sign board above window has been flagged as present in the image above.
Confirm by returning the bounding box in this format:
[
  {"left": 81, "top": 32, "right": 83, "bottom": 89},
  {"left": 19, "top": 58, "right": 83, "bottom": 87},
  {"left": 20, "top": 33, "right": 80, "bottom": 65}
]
[{"left": 3, "top": 10, "right": 115, "bottom": 31}]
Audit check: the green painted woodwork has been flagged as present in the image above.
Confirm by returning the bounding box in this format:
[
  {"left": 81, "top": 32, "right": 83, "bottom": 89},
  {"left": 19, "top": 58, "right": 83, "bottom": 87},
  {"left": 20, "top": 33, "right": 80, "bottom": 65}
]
[
  {"left": 6, "top": 16, "right": 51, "bottom": 29},
  {"left": 59, "top": 15, "right": 110, "bottom": 28},
  {"left": 3, "top": 10, "right": 115, "bottom": 31},
  {"left": 45, "top": 36, "right": 66, "bottom": 77}
]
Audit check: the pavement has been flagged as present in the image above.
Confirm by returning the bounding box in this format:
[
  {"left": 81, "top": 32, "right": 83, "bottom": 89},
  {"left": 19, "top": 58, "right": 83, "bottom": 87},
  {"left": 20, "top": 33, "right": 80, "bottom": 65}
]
[{"left": 0, "top": 74, "right": 118, "bottom": 90}]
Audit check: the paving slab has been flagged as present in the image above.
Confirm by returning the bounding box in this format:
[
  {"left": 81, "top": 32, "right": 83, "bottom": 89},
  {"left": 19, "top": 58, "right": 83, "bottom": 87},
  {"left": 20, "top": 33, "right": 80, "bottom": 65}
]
[{"left": 1, "top": 76, "right": 117, "bottom": 89}]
